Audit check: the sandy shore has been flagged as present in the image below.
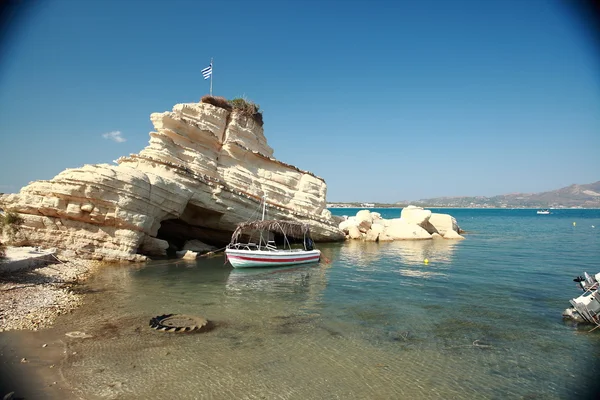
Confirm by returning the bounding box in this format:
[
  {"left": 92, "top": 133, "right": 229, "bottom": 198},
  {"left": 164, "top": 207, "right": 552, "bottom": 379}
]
[{"left": 0, "top": 247, "right": 101, "bottom": 332}]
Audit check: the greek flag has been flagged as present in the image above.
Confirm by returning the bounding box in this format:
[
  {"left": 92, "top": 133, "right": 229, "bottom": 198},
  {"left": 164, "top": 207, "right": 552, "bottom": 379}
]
[{"left": 201, "top": 64, "right": 212, "bottom": 80}]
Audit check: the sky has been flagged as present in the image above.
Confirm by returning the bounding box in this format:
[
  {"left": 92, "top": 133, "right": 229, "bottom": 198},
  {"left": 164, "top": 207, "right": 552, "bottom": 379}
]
[{"left": 0, "top": 0, "right": 598, "bottom": 203}]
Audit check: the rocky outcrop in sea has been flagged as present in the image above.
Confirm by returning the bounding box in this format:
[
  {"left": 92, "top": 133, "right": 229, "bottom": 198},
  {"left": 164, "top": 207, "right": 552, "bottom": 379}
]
[
  {"left": 0, "top": 98, "right": 344, "bottom": 261},
  {"left": 339, "top": 206, "right": 464, "bottom": 241}
]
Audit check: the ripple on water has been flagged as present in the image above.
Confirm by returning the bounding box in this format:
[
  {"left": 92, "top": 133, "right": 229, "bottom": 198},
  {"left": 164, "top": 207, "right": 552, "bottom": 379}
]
[{"left": 31, "top": 209, "right": 600, "bottom": 399}]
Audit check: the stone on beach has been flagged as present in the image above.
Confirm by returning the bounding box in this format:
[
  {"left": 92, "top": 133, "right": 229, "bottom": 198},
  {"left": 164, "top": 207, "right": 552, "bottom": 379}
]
[{"left": 0, "top": 248, "right": 99, "bottom": 332}]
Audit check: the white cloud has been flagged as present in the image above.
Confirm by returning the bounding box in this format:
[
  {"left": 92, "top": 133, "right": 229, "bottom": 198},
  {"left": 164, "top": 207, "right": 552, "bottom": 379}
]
[{"left": 102, "top": 131, "right": 126, "bottom": 143}]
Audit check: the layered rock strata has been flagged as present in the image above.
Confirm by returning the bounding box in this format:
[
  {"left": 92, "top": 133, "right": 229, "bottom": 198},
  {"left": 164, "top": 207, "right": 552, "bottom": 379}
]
[
  {"left": 0, "top": 101, "right": 344, "bottom": 261},
  {"left": 339, "top": 206, "right": 464, "bottom": 241}
]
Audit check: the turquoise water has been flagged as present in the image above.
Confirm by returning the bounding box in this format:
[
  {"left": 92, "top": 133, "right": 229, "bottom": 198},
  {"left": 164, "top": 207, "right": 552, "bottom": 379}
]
[{"left": 8, "top": 208, "right": 600, "bottom": 399}]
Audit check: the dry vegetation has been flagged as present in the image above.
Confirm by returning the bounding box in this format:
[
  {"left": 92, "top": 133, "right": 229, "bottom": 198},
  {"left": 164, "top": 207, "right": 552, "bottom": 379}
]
[
  {"left": 200, "top": 95, "right": 232, "bottom": 111},
  {"left": 200, "top": 95, "right": 264, "bottom": 127},
  {"left": 0, "top": 211, "right": 23, "bottom": 258}
]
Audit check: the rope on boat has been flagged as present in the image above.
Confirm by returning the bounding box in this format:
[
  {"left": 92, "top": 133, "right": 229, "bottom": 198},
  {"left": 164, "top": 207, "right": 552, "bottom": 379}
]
[{"left": 199, "top": 246, "right": 227, "bottom": 258}]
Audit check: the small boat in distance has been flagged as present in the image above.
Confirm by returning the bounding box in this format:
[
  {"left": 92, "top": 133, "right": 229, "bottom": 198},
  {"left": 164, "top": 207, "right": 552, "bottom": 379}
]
[
  {"left": 537, "top": 209, "right": 550, "bottom": 214},
  {"left": 224, "top": 197, "right": 321, "bottom": 268}
]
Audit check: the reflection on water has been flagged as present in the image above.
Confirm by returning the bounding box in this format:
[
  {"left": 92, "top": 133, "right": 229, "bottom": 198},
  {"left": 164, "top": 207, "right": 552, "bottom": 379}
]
[
  {"left": 384, "top": 239, "right": 458, "bottom": 264},
  {"left": 337, "top": 240, "right": 382, "bottom": 269},
  {"left": 335, "top": 239, "right": 458, "bottom": 279},
  {"left": 337, "top": 239, "right": 458, "bottom": 267},
  {"left": 225, "top": 265, "right": 313, "bottom": 292},
  {"left": 397, "top": 268, "right": 446, "bottom": 279},
  {"left": 226, "top": 263, "right": 331, "bottom": 312}
]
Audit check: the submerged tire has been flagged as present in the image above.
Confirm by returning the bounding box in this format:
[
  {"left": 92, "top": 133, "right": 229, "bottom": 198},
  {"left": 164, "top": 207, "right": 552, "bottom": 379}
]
[{"left": 149, "top": 314, "right": 209, "bottom": 333}]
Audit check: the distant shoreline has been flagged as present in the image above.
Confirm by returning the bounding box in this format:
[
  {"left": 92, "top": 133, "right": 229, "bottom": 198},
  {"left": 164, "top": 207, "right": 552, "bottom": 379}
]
[{"left": 326, "top": 206, "right": 600, "bottom": 210}]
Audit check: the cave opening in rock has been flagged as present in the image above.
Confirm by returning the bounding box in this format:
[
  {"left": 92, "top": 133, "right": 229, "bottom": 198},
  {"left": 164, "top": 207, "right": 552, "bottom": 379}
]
[{"left": 155, "top": 203, "right": 231, "bottom": 256}]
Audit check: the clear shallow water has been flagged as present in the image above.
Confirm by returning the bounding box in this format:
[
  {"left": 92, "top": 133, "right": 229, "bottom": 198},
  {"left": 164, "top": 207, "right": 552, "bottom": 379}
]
[{"left": 8, "top": 209, "right": 600, "bottom": 399}]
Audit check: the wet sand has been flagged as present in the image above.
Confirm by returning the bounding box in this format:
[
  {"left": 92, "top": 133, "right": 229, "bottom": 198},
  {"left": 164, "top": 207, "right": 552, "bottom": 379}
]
[
  {"left": 0, "top": 328, "right": 82, "bottom": 399},
  {"left": 0, "top": 248, "right": 102, "bottom": 399}
]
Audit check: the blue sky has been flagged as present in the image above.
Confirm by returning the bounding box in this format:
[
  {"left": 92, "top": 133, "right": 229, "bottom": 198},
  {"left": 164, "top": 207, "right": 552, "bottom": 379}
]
[{"left": 0, "top": 0, "right": 598, "bottom": 203}]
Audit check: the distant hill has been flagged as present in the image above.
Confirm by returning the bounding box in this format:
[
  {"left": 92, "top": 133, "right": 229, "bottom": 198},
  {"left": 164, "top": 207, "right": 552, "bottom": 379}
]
[{"left": 408, "top": 181, "right": 600, "bottom": 208}]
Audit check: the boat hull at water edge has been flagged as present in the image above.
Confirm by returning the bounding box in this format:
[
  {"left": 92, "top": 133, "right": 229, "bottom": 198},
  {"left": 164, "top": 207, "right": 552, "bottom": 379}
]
[
  {"left": 562, "top": 272, "right": 600, "bottom": 327},
  {"left": 225, "top": 248, "right": 321, "bottom": 268}
]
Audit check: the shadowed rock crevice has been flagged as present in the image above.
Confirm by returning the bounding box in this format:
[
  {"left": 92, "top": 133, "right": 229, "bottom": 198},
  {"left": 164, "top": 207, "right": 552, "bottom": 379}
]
[{"left": 155, "top": 219, "right": 230, "bottom": 253}]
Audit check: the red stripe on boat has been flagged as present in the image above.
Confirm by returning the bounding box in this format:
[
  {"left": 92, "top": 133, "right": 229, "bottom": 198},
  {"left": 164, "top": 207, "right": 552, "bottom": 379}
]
[{"left": 227, "top": 255, "right": 320, "bottom": 262}]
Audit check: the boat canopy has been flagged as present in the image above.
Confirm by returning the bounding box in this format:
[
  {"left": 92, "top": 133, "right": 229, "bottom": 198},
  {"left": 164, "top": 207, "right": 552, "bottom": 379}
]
[{"left": 229, "top": 220, "right": 312, "bottom": 243}]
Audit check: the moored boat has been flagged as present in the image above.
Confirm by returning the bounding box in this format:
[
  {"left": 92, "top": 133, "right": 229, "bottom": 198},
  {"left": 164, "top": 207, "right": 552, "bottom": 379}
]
[
  {"left": 225, "top": 245, "right": 320, "bottom": 268},
  {"left": 562, "top": 272, "right": 600, "bottom": 327},
  {"left": 224, "top": 197, "right": 321, "bottom": 268}
]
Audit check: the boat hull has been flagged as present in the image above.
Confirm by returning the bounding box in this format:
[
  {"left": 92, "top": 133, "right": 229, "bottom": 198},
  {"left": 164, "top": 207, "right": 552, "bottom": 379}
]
[
  {"left": 563, "top": 272, "right": 600, "bottom": 326},
  {"left": 225, "top": 248, "right": 321, "bottom": 268}
]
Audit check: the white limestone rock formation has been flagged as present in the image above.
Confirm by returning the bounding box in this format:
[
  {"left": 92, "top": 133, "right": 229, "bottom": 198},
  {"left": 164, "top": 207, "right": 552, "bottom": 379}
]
[
  {"left": 400, "top": 205, "right": 432, "bottom": 225},
  {"left": 365, "top": 224, "right": 384, "bottom": 242},
  {"left": 0, "top": 100, "right": 344, "bottom": 261},
  {"left": 441, "top": 229, "right": 465, "bottom": 240},
  {"left": 338, "top": 206, "right": 463, "bottom": 242},
  {"left": 383, "top": 219, "right": 432, "bottom": 240},
  {"left": 338, "top": 218, "right": 356, "bottom": 233},
  {"left": 429, "top": 213, "right": 460, "bottom": 236},
  {"left": 400, "top": 205, "right": 439, "bottom": 234},
  {"left": 355, "top": 210, "right": 373, "bottom": 233}
]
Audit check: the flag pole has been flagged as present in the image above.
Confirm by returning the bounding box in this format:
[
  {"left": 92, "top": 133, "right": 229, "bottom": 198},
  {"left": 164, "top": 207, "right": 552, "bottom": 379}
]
[{"left": 210, "top": 57, "right": 213, "bottom": 96}]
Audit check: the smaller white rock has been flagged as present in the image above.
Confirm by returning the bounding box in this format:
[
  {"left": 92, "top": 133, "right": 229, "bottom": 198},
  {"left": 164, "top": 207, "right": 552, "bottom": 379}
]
[
  {"left": 443, "top": 230, "right": 464, "bottom": 240},
  {"left": 176, "top": 250, "right": 198, "bottom": 260}
]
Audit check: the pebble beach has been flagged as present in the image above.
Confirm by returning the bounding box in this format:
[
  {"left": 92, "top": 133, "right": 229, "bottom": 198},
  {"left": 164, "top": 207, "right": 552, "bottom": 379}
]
[{"left": 0, "top": 248, "right": 100, "bottom": 332}]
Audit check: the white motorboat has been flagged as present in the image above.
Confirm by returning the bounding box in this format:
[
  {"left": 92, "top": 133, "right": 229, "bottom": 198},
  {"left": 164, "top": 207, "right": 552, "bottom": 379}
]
[
  {"left": 224, "top": 197, "right": 320, "bottom": 268},
  {"left": 562, "top": 272, "right": 600, "bottom": 327},
  {"left": 537, "top": 209, "right": 550, "bottom": 215}
]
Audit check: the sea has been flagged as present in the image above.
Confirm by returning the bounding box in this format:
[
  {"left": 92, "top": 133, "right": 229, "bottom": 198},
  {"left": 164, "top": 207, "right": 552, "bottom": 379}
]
[{"left": 1, "top": 208, "right": 599, "bottom": 399}]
